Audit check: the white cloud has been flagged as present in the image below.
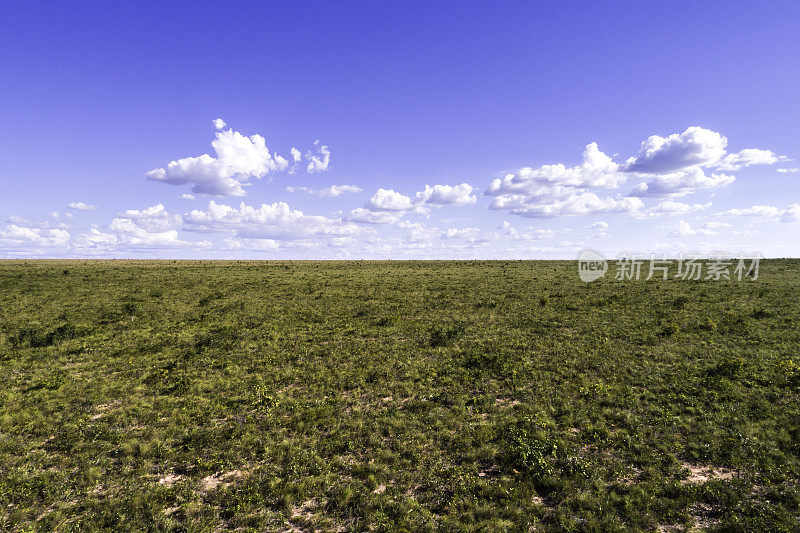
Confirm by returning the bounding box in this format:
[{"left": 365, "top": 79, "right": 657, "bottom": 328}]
[
  {"left": 146, "top": 125, "right": 294, "bottom": 196},
  {"left": 714, "top": 204, "right": 800, "bottom": 223},
  {"left": 213, "top": 118, "right": 226, "bottom": 130},
  {"left": 713, "top": 148, "right": 785, "bottom": 171},
  {"left": 415, "top": 183, "right": 476, "bottom": 205},
  {"left": 669, "top": 220, "right": 718, "bottom": 237},
  {"left": 306, "top": 142, "right": 331, "bottom": 173},
  {"left": 714, "top": 205, "right": 781, "bottom": 218},
  {"left": 489, "top": 190, "right": 643, "bottom": 218},
  {"left": 183, "top": 200, "right": 363, "bottom": 240},
  {"left": 180, "top": 193, "right": 196, "bottom": 200},
  {"left": 623, "top": 126, "right": 727, "bottom": 173},
  {"left": 68, "top": 201, "right": 98, "bottom": 211},
  {"left": 344, "top": 208, "right": 403, "bottom": 225},
  {"left": 499, "top": 221, "right": 555, "bottom": 240},
  {"left": 487, "top": 142, "right": 624, "bottom": 198},
  {"left": 633, "top": 200, "right": 712, "bottom": 218},
  {"left": 366, "top": 189, "right": 414, "bottom": 211},
  {"left": 0, "top": 224, "right": 70, "bottom": 249},
  {"left": 589, "top": 221, "right": 608, "bottom": 230},
  {"left": 72, "top": 204, "right": 199, "bottom": 252},
  {"left": 777, "top": 168, "right": 800, "bottom": 174},
  {"left": 291, "top": 147, "right": 302, "bottom": 162},
  {"left": 629, "top": 168, "right": 735, "bottom": 198},
  {"left": 319, "top": 184, "right": 362, "bottom": 197}
]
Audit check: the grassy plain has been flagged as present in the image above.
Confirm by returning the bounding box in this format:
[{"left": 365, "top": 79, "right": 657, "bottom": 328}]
[{"left": 1, "top": 259, "right": 799, "bottom": 531}]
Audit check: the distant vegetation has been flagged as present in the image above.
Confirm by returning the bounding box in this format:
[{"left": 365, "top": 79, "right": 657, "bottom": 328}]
[{"left": 1, "top": 259, "right": 799, "bottom": 531}]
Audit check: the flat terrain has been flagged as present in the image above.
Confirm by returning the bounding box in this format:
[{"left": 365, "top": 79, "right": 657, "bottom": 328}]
[{"left": 1, "top": 260, "right": 799, "bottom": 531}]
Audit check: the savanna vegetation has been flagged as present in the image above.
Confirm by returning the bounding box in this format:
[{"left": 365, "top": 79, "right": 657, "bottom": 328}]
[{"left": 1, "top": 259, "right": 799, "bottom": 531}]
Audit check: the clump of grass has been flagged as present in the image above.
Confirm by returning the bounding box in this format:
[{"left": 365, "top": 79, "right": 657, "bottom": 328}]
[
  {"left": 428, "top": 322, "right": 466, "bottom": 347},
  {"left": 698, "top": 316, "right": 718, "bottom": 331},
  {"left": 122, "top": 302, "right": 140, "bottom": 316},
  {"left": 374, "top": 316, "right": 395, "bottom": 327},
  {"left": 13, "top": 322, "right": 88, "bottom": 347},
  {"left": 673, "top": 295, "right": 690, "bottom": 309},
  {"left": 752, "top": 308, "right": 773, "bottom": 319},
  {"left": 706, "top": 356, "right": 745, "bottom": 379},
  {"left": 659, "top": 323, "right": 680, "bottom": 336}
]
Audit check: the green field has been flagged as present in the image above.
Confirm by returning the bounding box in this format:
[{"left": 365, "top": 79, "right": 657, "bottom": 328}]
[{"left": 1, "top": 260, "right": 799, "bottom": 531}]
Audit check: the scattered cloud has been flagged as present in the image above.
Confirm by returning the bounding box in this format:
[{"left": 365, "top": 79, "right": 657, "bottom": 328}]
[
  {"left": 669, "top": 220, "right": 719, "bottom": 237},
  {"left": 623, "top": 127, "right": 727, "bottom": 174},
  {"left": 499, "top": 221, "right": 555, "bottom": 240},
  {"left": 489, "top": 190, "right": 643, "bottom": 218},
  {"left": 68, "top": 201, "right": 98, "bottom": 211},
  {"left": 713, "top": 148, "right": 786, "bottom": 171},
  {"left": 344, "top": 208, "right": 403, "bottom": 225},
  {"left": 366, "top": 189, "right": 414, "bottom": 211},
  {"left": 777, "top": 168, "right": 800, "bottom": 174},
  {"left": 146, "top": 121, "right": 307, "bottom": 196},
  {"left": 320, "top": 184, "right": 362, "bottom": 197},
  {"left": 306, "top": 141, "right": 331, "bottom": 173},
  {"left": 415, "top": 183, "right": 476, "bottom": 205},
  {"left": 633, "top": 200, "right": 712, "bottom": 218},
  {"left": 213, "top": 118, "right": 226, "bottom": 130},
  {"left": 287, "top": 184, "right": 363, "bottom": 197},
  {"left": 714, "top": 204, "right": 800, "bottom": 222},
  {"left": 183, "top": 200, "right": 363, "bottom": 239},
  {"left": 629, "top": 169, "right": 735, "bottom": 198}
]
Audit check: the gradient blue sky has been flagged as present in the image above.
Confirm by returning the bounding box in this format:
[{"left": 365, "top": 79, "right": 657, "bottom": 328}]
[{"left": 2, "top": 1, "right": 799, "bottom": 258}]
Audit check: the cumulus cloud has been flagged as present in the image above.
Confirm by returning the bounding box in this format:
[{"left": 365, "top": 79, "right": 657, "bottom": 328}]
[
  {"left": 146, "top": 122, "right": 298, "bottom": 196},
  {"left": 68, "top": 201, "right": 98, "bottom": 211},
  {"left": 183, "top": 200, "right": 363, "bottom": 239},
  {"left": 629, "top": 168, "right": 735, "bottom": 198},
  {"left": 73, "top": 204, "right": 198, "bottom": 251},
  {"left": 344, "top": 208, "right": 403, "bottom": 225},
  {"left": 489, "top": 190, "right": 643, "bottom": 218},
  {"left": 623, "top": 127, "right": 727, "bottom": 173},
  {"left": 213, "top": 118, "right": 226, "bottom": 130},
  {"left": 366, "top": 189, "right": 415, "bottom": 211},
  {"left": 415, "top": 183, "right": 476, "bottom": 205},
  {"left": 306, "top": 142, "right": 331, "bottom": 173},
  {"left": 289, "top": 184, "right": 362, "bottom": 197},
  {"left": 714, "top": 204, "right": 800, "bottom": 222},
  {"left": 499, "top": 221, "right": 555, "bottom": 240},
  {"left": 669, "top": 220, "right": 719, "bottom": 237},
  {"left": 632, "top": 200, "right": 712, "bottom": 218},
  {"left": 589, "top": 221, "right": 608, "bottom": 230},
  {"left": 320, "top": 184, "right": 362, "bottom": 197},
  {"left": 713, "top": 148, "right": 786, "bottom": 171},
  {"left": 0, "top": 223, "right": 70, "bottom": 249},
  {"left": 487, "top": 142, "right": 624, "bottom": 198}
]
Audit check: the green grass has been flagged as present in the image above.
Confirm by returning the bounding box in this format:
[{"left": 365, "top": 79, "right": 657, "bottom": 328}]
[{"left": 1, "top": 259, "right": 799, "bottom": 531}]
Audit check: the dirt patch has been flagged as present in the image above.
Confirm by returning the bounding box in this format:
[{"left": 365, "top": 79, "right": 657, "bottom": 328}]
[
  {"left": 199, "top": 469, "right": 244, "bottom": 493},
  {"left": 680, "top": 462, "right": 736, "bottom": 484},
  {"left": 158, "top": 474, "right": 183, "bottom": 487}
]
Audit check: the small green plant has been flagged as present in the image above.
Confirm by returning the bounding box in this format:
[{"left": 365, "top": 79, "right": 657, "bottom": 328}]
[
  {"left": 752, "top": 308, "right": 773, "bottom": 319},
  {"left": 428, "top": 322, "right": 466, "bottom": 347},
  {"left": 122, "top": 302, "right": 140, "bottom": 316},
  {"left": 659, "top": 323, "right": 680, "bottom": 336}
]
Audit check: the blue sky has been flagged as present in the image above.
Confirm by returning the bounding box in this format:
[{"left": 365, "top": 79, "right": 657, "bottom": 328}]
[{"left": 2, "top": 1, "right": 799, "bottom": 258}]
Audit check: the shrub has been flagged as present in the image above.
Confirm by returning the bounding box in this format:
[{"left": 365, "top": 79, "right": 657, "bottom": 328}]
[
  {"left": 752, "top": 308, "right": 773, "bottom": 319},
  {"left": 122, "top": 302, "right": 140, "bottom": 316},
  {"left": 428, "top": 323, "right": 466, "bottom": 347}
]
